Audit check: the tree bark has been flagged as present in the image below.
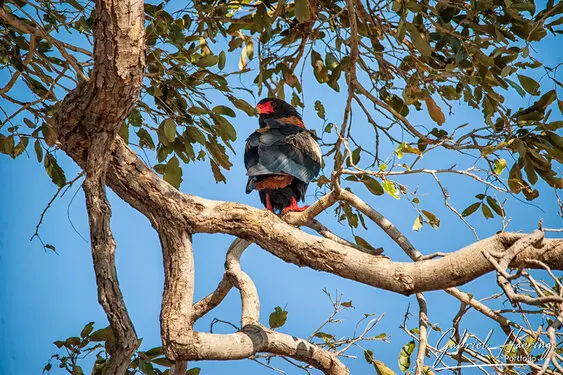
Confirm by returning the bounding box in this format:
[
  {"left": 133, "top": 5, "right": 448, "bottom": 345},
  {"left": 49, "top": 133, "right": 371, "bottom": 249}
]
[{"left": 55, "top": 0, "right": 145, "bottom": 373}]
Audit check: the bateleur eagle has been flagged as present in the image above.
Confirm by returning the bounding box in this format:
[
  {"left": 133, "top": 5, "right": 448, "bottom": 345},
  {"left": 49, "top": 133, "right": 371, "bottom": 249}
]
[{"left": 244, "top": 98, "right": 322, "bottom": 214}]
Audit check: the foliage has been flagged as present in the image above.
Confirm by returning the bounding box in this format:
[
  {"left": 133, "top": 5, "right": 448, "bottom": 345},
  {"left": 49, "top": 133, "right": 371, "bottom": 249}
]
[
  {"left": 1, "top": 0, "right": 562, "bottom": 203},
  {"left": 2, "top": 0, "right": 563, "bottom": 373},
  {"left": 43, "top": 322, "right": 201, "bottom": 375}
]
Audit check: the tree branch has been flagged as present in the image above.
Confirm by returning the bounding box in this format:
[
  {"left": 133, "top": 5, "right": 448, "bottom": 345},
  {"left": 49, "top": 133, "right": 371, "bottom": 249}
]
[
  {"left": 54, "top": 131, "right": 563, "bottom": 296},
  {"left": 52, "top": 0, "right": 146, "bottom": 373}
]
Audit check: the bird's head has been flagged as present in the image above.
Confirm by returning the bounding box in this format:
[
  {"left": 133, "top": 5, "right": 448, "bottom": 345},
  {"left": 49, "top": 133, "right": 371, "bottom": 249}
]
[{"left": 256, "top": 98, "right": 301, "bottom": 119}]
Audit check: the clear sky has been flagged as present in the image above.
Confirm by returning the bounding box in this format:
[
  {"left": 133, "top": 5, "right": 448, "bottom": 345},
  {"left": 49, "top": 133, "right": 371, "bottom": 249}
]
[{"left": 1, "top": 7, "right": 562, "bottom": 375}]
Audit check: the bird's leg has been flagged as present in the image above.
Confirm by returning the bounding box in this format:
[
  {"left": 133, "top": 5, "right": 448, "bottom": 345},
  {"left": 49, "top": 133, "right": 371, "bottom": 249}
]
[
  {"left": 282, "top": 197, "right": 309, "bottom": 214},
  {"left": 265, "top": 192, "right": 274, "bottom": 212}
]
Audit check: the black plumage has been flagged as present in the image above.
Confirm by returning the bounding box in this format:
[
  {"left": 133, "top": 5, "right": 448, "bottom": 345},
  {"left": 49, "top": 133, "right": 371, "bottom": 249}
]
[{"left": 244, "top": 99, "right": 322, "bottom": 213}]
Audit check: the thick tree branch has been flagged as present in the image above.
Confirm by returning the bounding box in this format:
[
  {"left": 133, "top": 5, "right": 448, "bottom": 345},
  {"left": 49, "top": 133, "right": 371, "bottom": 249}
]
[
  {"left": 159, "top": 228, "right": 195, "bottom": 360},
  {"left": 54, "top": 132, "right": 563, "bottom": 296},
  {"left": 159, "top": 229, "right": 347, "bottom": 374},
  {"left": 167, "top": 327, "right": 348, "bottom": 375},
  {"left": 52, "top": 0, "right": 145, "bottom": 373}
]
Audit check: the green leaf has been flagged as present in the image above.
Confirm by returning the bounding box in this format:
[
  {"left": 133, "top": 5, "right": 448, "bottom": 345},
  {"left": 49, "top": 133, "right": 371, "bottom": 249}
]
[
  {"left": 206, "top": 139, "right": 232, "bottom": 170},
  {"left": 213, "top": 105, "right": 236, "bottom": 117},
  {"left": 72, "top": 365, "right": 84, "bottom": 375},
  {"left": 65, "top": 0, "right": 84, "bottom": 11},
  {"left": 129, "top": 108, "right": 143, "bottom": 126},
  {"left": 161, "top": 118, "right": 177, "bottom": 144},
  {"left": 24, "top": 118, "right": 36, "bottom": 128},
  {"left": 314, "top": 100, "right": 326, "bottom": 119},
  {"left": 311, "top": 50, "right": 329, "bottom": 83},
  {"left": 53, "top": 340, "right": 64, "bottom": 348},
  {"left": 382, "top": 180, "right": 400, "bottom": 199},
  {"left": 295, "top": 0, "right": 311, "bottom": 22},
  {"left": 422, "top": 210, "right": 440, "bottom": 228},
  {"left": 13, "top": 137, "right": 29, "bottom": 158},
  {"left": 517, "top": 74, "right": 540, "bottom": 96},
  {"left": 508, "top": 164, "right": 524, "bottom": 193},
  {"left": 137, "top": 128, "right": 155, "bottom": 150},
  {"left": 314, "top": 332, "right": 335, "bottom": 339},
  {"left": 412, "top": 215, "right": 423, "bottom": 231},
  {"left": 341, "top": 300, "right": 353, "bottom": 308},
  {"left": 269, "top": 306, "right": 288, "bottom": 329},
  {"left": 325, "top": 53, "right": 339, "bottom": 70},
  {"left": 118, "top": 122, "right": 129, "bottom": 144},
  {"left": 138, "top": 360, "right": 155, "bottom": 375},
  {"left": 351, "top": 147, "right": 361, "bottom": 165},
  {"left": 461, "top": 202, "right": 481, "bottom": 217},
  {"left": 164, "top": 156, "right": 183, "bottom": 189},
  {"left": 151, "top": 357, "right": 173, "bottom": 367},
  {"left": 398, "top": 341, "right": 415, "bottom": 372},
  {"left": 197, "top": 54, "right": 219, "bottom": 68},
  {"left": 186, "top": 368, "right": 201, "bottom": 375},
  {"left": 218, "top": 51, "right": 226, "bottom": 70},
  {"left": 0, "top": 135, "right": 14, "bottom": 155},
  {"left": 212, "top": 115, "right": 237, "bottom": 142},
  {"left": 230, "top": 97, "right": 255, "bottom": 116},
  {"left": 354, "top": 235, "right": 378, "bottom": 252},
  {"left": 481, "top": 203, "right": 494, "bottom": 219},
  {"left": 65, "top": 337, "right": 81, "bottom": 346},
  {"left": 506, "top": 79, "right": 526, "bottom": 97},
  {"left": 374, "top": 360, "right": 396, "bottom": 375},
  {"left": 34, "top": 140, "right": 43, "bottom": 162},
  {"left": 89, "top": 326, "right": 114, "bottom": 342},
  {"left": 143, "top": 347, "right": 164, "bottom": 358},
  {"left": 486, "top": 196, "right": 504, "bottom": 216},
  {"left": 532, "top": 90, "right": 557, "bottom": 109},
  {"left": 80, "top": 322, "right": 94, "bottom": 338},
  {"left": 406, "top": 23, "right": 431, "bottom": 57},
  {"left": 188, "top": 107, "right": 208, "bottom": 115},
  {"left": 210, "top": 160, "right": 226, "bottom": 183},
  {"left": 494, "top": 158, "right": 507, "bottom": 175},
  {"left": 44, "top": 154, "right": 66, "bottom": 188}
]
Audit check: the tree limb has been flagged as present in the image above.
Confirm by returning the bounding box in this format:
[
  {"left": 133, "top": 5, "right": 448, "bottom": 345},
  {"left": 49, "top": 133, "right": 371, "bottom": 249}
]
[
  {"left": 53, "top": 130, "right": 563, "bottom": 296},
  {"left": 53, "top": 0, "right": 146, "bottom": 373}
]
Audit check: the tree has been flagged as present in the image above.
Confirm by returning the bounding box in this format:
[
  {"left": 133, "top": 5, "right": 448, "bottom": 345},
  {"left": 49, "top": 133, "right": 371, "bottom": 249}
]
[{"left": 1, "top": 0, "right": 562, "bottom": 374}]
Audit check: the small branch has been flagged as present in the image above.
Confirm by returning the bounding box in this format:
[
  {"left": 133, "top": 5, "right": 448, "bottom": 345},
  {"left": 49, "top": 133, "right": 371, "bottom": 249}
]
[
  {"left": 484, "top": 231, "right": 563, "bottom": 306},
  {"left": 0, "top": 8, "right": 88, "bottom": 81},
  {"left": 537, "top": 305, "right": 563, "bottom": 375},
  {"left": 192, "top": 275, "right": 233, "bottom": 322},
  {"left": 304, "top": 219, "right": 383, "bottom": 255},
  {"left": 414, "top": 293, "right": 428, "bottom": 375},
  {"left": 339, "top": 189, "right": 421, "bottom": 259},
  {"left": 283, "top": 190, "right": 339, "bottom": 225},
  {"left": 225, "top": 238, "right": 259, "bottom": 326},
  {"left": 0, "top": 34, "right": 36, "bottom": 95},
  {"left": 430, "top": 171, "right": 478, "bottom": 240}
]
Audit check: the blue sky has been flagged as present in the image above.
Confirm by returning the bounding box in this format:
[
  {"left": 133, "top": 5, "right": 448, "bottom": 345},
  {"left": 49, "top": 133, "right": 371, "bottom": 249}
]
[{"left": 1, "top": 6, "right": 563, "bottom": 375}]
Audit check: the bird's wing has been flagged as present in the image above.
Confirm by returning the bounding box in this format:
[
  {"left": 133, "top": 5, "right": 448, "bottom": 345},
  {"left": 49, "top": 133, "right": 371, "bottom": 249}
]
[
  {"left": 244, "top": 131, "right": 275, "bottom": 193},
  {"left": 257, "top": 127, "right": 322, "bottom": 184}
]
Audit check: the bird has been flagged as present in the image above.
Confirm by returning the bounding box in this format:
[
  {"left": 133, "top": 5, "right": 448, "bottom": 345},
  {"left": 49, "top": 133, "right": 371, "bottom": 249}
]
[{"left": 244, "top": 98, "right": 322, "bottom": 214}]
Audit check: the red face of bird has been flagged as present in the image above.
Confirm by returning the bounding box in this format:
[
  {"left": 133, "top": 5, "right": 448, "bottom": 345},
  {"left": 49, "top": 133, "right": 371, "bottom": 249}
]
[{"left": 256, "top": 99, "right": 276, "bottom": 115}]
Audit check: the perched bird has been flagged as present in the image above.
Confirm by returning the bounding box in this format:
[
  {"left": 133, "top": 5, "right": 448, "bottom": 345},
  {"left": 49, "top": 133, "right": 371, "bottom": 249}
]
[{"left": 244, "top": 98, "right": 322, "bottom": 214}]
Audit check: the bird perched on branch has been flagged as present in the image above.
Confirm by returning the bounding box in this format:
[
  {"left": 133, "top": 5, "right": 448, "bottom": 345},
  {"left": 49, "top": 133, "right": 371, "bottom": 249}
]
[{"left": 244, "top": 98, "right": 322, "bottom": 214}]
